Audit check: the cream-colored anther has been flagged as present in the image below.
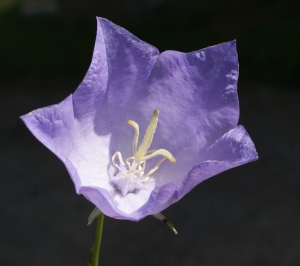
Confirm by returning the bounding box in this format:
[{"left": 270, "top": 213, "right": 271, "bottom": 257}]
[{"left": 135, "top": 109, "right": 159, "bottom": 161}]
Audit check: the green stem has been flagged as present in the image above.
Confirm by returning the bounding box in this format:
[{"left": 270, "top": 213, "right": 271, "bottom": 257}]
[{"left": 88, "top": 214, "right": 105, "bottom": 266}]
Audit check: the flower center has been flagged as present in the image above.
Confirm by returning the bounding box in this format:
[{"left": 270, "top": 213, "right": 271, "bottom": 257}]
[{"left": 111, "top": 109, "right": 176, "bottom": 195}]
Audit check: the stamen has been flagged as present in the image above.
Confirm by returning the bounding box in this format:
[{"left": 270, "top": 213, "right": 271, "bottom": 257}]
[
  {"left": 138, "top": 161, "right": 146, "bottom": 176},
  {"left": 125, "top": 156, "right": 135, "bottom": 168},
  {"left": 127, "top": 120, "right": 139, "bottom": 156},
  {"left": 111, "top": 109, "right": 176, "bottom": 195},
  {"left": 112, "top": 152, "right": 125, "bottom": 170},
  {"left": 136, "top": 109, "right": 159, "bottom": 161}
]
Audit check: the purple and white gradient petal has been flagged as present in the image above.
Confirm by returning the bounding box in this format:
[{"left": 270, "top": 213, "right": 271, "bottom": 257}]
[{"left": 21, "top": 17, "right": 258, "bottom": 221}]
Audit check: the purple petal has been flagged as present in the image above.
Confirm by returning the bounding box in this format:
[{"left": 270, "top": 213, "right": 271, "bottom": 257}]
[
  {"left": 72, "top": 19, "right": 108, "bottom": 121},
  {"left": 179, "top": 125, "right": 258, "bottom": 199},
  {"left": 21, "top": 95, "right": 112, "bottom": 194},
  {"left": 97, "top": 18, "right": 159, "bottom": 108},
  {"left": 73, "top": 17, "right": 160, "bottom": 161},
  {"left": 143, "top": 184, "right": 179, "bottom": 215},
  {"left": 132, "top": 126, "right": 257, "bottom": 217},
  {"left": 73, "top": 17, "right": 159, "bottom": 132},
  {"left": 140, "top": 41, "right": 240, "bottom": 187}
]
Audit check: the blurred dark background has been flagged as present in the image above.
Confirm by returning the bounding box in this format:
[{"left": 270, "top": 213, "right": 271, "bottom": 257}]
[{"left": 1, "top": 0, "right": 299, "bottom": 265}]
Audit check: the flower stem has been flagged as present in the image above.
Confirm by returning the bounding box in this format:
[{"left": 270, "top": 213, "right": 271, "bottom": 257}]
[{"left": 88, "top": 214, "right": 105, "bottom": 266}]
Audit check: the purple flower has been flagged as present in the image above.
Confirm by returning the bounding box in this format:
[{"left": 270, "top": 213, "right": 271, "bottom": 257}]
[{"left": 21, "top": 17, "right": 258, "bottom": 221}]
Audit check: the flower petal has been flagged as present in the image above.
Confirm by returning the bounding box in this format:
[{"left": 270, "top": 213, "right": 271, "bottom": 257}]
[
  {"left": 179, "top": 125, "right": 258, "bottom": 199},
  {"left": 20, "top": 95, "right": 112, "bottom": 194},
  {"left": 73, "top": 17, "right": 159, "bottom": 131},
  {"left": 80, "top": 183, "right": 156, "bottom": 221},
  {"left": 72, "top": 19, "right": 108, "bottom": 121},
  {"left": 132, "top": 126, "right": 257, "bottom": 217},
  {"left": 96, "top": 18, "right": 159, "bottom": 108},
  {"left": 141, "top": 41, "right": 240, "bottom": 187},
  {"left": 73, "top": 18, "right": 159, "bottom": 121},
  {"left": 144, "top": 184, "right": 179, "bottom": 215},
  {"left": 73, "top": 17, "right": 160, "bottom": 161}
]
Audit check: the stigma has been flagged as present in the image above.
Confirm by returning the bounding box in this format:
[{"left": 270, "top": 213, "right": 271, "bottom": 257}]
[{"left": 111, "top": 109, "right": 176, "bottom": 196}]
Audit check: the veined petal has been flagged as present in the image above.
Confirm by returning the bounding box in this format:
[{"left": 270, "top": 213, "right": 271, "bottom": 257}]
[
  {"left": 97, "top": 18, "right": 159, "bottom": 109},
  {"left": 73, "top": 18, "right": 159, "bottom": 123},
  {"left": 140, "top": 41, "right": 240, "bottom": 187},
  {"left": 147, "top": 41, "right": 239, "bottom": 149},
  {"left": 88, "top": 17, "right": 160, "bottom": 159}
]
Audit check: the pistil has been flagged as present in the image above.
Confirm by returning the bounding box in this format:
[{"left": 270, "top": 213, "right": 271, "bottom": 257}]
[{"left": 111, "top": 109, "right": 176, "bottom": 195}]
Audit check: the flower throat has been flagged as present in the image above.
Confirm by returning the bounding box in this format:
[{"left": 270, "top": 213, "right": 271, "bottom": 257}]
[{"left": 111, "top": 109, "right": 176, "bottom": 195}]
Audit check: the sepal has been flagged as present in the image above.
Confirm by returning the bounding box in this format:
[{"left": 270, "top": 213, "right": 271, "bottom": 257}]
[
  {"left": 87, "top": 207, "right": 102, "bottom": 225},
  {"left": 153, "top": 213, "right": 178, "bottom": 234}
]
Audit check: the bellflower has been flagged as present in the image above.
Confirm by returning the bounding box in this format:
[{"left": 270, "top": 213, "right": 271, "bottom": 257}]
[{"left": 21, "top": 17, "right": 258, "bottom": 221}]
